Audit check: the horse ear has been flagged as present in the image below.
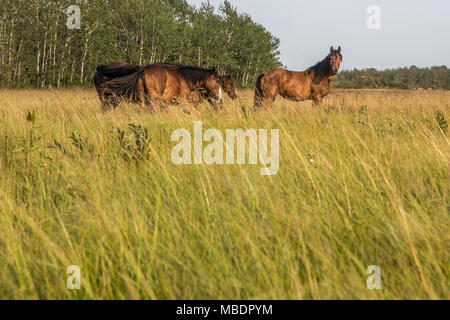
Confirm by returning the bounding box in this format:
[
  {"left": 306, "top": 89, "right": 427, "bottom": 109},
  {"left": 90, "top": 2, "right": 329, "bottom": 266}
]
[
  {"left": 212, "top": 67, "right": 217, "bottom": 75},
  {"left": 330, "top": 46, "right": 334, "bottom": 53},
  {"left": 337, "top": 46, "right": 341, "bottom": 53}
]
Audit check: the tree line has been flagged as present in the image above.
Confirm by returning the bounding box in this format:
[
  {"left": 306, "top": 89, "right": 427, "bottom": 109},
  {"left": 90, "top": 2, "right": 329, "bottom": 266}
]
[
  {"left": 334, "top": 66, "right": 450, "bottom": 90},
  {"left": 2, "top": 0, "right": 448, "bottom": 90},
  {"left": 0, "top": 0, "right": 281, "bottom": 88}
]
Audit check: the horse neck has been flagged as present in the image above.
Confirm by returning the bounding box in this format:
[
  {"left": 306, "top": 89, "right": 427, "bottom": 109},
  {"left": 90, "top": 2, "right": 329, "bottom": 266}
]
[
  {"left": 310, "top": 60, "right": 333, "bottom": 85},
  {"left": 187, "top": 79, "right": 206, "bottom": 90},
  {"left": 317, "top": 60, "right": 334, "bottom": 77}
]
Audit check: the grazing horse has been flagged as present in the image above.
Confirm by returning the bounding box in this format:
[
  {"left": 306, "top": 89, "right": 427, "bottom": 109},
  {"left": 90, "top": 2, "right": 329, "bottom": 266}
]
[
  {"left": 189, "top": 74, "right": 238, "bottom": 105},
  {"left": 139, "top": 64, "right": 223, "bottom": 107},
  {"left": 134, "top": 62, "right": 238, "bottom": 105},
  {"left": 218, "top": 75, "right": 238, "bottom": 100},
  {"left": 254, "top": 46, "right": 342, "bottom": 109},
  {"left": 147, "top": 63, "right": 238, "bottom": 103},
  {"left": 95, "top": 63, "right": 222, "bottom": 110}
]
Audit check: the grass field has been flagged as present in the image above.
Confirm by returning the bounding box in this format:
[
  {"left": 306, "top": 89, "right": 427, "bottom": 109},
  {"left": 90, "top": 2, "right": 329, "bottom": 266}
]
[{"left": 0, "top": 88, "right": 448, "bottom": 299}]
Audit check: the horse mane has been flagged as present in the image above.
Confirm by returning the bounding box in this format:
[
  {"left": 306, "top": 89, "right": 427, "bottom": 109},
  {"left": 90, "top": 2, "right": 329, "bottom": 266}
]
[
  {"left": 155, "top": 62, "right": 184, "bottom": 68},
  {"left": 155, "top": 62, "right": 217, "bottom": 84},
  {"left": 307, "top": 55, "right": 332, "bottom": 77},
  {"left": 177, "top": 66, "right": 217, "bottom": 84},
  {"left": 306, "top": 51, "right": 343, "bottom": 83}
]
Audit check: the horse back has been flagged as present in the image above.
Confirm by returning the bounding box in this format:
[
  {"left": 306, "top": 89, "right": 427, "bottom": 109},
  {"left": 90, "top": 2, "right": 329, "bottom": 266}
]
[
  {"left": 96, "top": 62, "right": 142, "bottom": 81},
  {"left": 141, "top": 64, "right": 185, "bottom": 100},
  {"left": 258, "top": 69, "right": 284, "bottom": 92},
  {"left": 258, "top": 69, "right": 301, "bottom": 92}
]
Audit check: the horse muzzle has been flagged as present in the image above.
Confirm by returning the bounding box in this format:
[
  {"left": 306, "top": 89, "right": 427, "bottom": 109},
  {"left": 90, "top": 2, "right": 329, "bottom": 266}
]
[{"left": 214, "top": 88, "right": 223, "bottom": 103}]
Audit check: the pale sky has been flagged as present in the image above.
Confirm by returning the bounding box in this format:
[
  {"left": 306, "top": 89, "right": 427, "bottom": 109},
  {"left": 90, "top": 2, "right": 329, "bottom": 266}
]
[{"left": 187, "top": 0, "right": 450, "bottom": 71}]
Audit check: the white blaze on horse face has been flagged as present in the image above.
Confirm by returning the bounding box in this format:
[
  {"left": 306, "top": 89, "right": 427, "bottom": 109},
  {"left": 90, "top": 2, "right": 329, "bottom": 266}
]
[{"left": 218, "top": 87, "right": 223, "bottom": 101}]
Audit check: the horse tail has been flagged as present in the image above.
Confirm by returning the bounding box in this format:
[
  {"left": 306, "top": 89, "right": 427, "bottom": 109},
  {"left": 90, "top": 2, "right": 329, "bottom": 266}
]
[
  {"left": 94, "top": 70, "right": 101, "bottom": 87},
  {"left": 254, "top": 73, "right": 264, "bottom": 109},
  {"left": 100, "top": 70, "right": 142, "bottom": 103},
  {"left": 94, "top": 64, "right": 108, "bottom": 88},
  {"left": 95, "top": 63, "right": 142, "bottom": 82},
  {"left": 94, "top": 64, "right": 107, "bottom": 88},
  {"left": 94, "top": 67, "right": 108, "bottom": 109}
]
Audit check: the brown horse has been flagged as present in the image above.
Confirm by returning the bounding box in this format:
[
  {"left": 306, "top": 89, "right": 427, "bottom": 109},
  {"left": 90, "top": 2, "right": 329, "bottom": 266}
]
[
  {"left": 95, "top": 62, "right": 238, "bottom": 107},
  {"left": 152, "top": 63, "right": 238, "bottom": 104},
  {"left": 189, "top": 74, "right": 238, "bottom": 105},
  {"left": 95, "top": 63, "right": 222, "bottom": 110},
  {"left": 218, "top": 75, "right": 238, "bottom": 100},
  {"left": 254, "top": 46, "right": 342, "bottom": 109}
]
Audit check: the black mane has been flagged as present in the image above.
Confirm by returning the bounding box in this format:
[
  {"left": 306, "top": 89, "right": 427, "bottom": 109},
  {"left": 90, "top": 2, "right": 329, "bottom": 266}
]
[
  {"left": 306, "top": 50, "right": 343, "bottom": 82},
  {"left": 176, "top": 65, "right": 217, "bottom": 84},
  {"left": 153, "top": 62, "right": 217, "bottom": 83},
  {"left": 307, "top": 55, "right": 332, "bottom": 76}
]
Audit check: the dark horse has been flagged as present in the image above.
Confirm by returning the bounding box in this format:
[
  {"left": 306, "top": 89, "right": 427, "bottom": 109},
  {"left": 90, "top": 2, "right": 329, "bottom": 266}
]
[
  {"left": 94, "top": 62, "right": 237, "bottom": 110},
  {"left": 94, "top": 62, "right": 142, "bottom": 108},
  {"left": 94, "top": 62, "right": 141, "bottom": 86},
  {"left": 254, "top": 46, "right": 342, "bottom": 109},
  {"left": 218, "top": 75, "right": 238, "bottom": 99},
  {"left": 189, "top": 74, "right": 238, "bottom": 104},
  {"left": 151, "top": 63, "right": 238, "bottom": 105},
  {"left": 155, "top": 63, "right": 238, "bottom": 100}
]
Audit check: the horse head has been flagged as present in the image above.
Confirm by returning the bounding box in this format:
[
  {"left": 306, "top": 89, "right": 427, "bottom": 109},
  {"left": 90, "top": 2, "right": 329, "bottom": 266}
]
[
  {"left": 204, "top": 68, "right": 223, "bottom": 106},
  {"left": 329, "top": 46, "right": 343, "bottom": 75},
  {"left": 219, "top": 75, "right": 238, "bottom": 100}
]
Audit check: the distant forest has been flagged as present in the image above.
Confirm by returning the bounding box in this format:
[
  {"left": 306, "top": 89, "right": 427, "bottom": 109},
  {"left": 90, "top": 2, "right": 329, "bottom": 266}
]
[
  {"left": 1, "top": 0, "right": 448, "bottom": 90},
  {"left": 334, "top": 66, "right": 450, "bottom": 90},
  {"left": 0, "top": 0, "right": 281, "bottom": 88}
]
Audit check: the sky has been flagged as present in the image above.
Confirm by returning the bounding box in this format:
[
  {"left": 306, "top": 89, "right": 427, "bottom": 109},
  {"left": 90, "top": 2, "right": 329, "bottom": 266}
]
[{"left": 187, "top": 0, "right": 450, "bottom": 71}]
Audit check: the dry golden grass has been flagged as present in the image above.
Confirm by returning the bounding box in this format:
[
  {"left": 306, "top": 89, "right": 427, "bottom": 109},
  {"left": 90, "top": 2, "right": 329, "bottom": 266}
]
[{"left": 0, "top": 88, "right": 448, "bottom": 299}]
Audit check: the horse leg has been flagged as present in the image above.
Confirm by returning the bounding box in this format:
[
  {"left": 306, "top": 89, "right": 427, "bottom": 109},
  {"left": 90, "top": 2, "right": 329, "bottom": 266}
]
[
  {"left": 105, "top": 98, "right": 119, "bottom": 111},
  {"left": 189, "top": 91, "right": 202, "bottom": 108},
  {"left": 101, "top": 101, "right": 110, "bottom": 112},
  {"left": 138, "top": 94, "right": 154, "bottom": 113},
  {"left": 264, "top": 86, "right": 280, "bottom": 109},
  {"left": 254, "top": 89, "right": 267, "bottom": 110},
  {"left": 262, "top": 93, "right": 277, "bottom": 110},
  {"left": 101, "top": 93, "right": 117, "bottom": 112},
  {"left": 97, "top": 86, "right": 112, "bottom": 112},
  {"left": 137, "top": 77, "right": 155, "bottom": 112},
  {"left": 312, "top": 94, "right": 323, "bottom": 106},
  {"left": 179, "top": 92, "right": 195, "bottom": 114},
  {"left": 99, "top": 94, "right": 109, "bottom": 112}
]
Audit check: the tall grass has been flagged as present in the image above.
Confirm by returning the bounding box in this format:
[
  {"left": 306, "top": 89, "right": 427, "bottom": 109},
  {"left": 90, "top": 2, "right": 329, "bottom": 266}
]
[{"left": 0, "top": 88, "right": 448, "bottom": 299}]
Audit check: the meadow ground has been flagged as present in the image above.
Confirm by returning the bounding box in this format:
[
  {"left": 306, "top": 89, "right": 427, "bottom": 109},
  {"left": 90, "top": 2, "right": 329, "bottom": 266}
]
[{"left": 0, "top": 88, "right": 448, "bottom": 299}]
